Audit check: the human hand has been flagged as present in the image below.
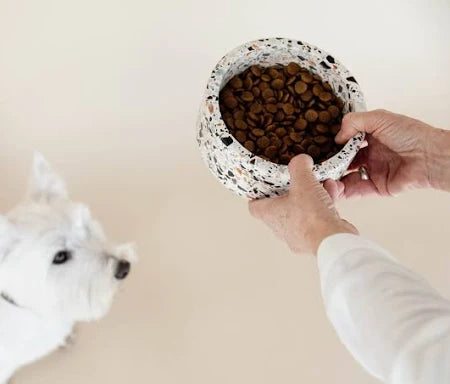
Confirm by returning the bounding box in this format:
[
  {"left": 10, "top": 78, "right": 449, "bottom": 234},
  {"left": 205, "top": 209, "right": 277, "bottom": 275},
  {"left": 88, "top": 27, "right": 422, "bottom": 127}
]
[
  {"left": 248, "top": 155, "right": 358, "bottom": 255},
  {"left": 327, "top": 109, "right": 450, "bottom": 198}
]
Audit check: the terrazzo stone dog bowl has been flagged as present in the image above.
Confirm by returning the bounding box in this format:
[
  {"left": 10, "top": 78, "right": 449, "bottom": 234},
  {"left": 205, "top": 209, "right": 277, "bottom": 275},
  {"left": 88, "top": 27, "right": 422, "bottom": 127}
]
[{"left": 197, "top": 37, "right": 366, "bottom": 199}]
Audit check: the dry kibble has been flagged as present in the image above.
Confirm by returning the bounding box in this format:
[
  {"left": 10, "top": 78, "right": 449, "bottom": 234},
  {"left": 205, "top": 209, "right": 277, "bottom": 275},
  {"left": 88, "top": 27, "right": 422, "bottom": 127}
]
[
  {"left": 316, "top": 124, "right": 329, "bottom": 134},
  {"left": 271, "top": 78, "right": 284, "bottom": 90},
  {"left": 313, "top": 136, "right": 329, "bottom": 145},
  {"left": 275, "top": 127, "right": 287, "bottom": 137},
  {"left": 300, "top": 90, "right": 313, "bottom": 102},
  {"left": 243, "top": 77, "right": 253, "bottom": 90},
  {"left": 262, "top": 88, "right": 274, "bottom": 99},
  {"left": 230, "top": 77, "right": 243, "bottom": 89},
  {"left": 264, "top": 146, "right": 278, "bottom": 158},
  {"left": 294, "top": 118, "right": 308, "bottom": 130},
  {"left": 266, "top": 104, "right": 278, "bottom": 113},
  {"left": 241, "top": 91, "right": 254, "bottom": 102},
  {"left": 307, "top": 144, "right": 321, "bottom": 158},
  {"left": 305, "top": 109, "right": 318, "bottom": 122},
  {"left": 250, "top": 103, "right": 263, "bottom": 114},
  {"left": 289, "top": 132, "right": 303, "bottom": 143},
  {"left": 282, "top": 103, "right": 295, "bottom": 115},
  {"left": 235, "top": 130, "right": 247, "bottom": 142},
  {"left": 287, "top": 62, "right": 301, "bottom": 75},
  {"left": 250, "top": 66, "right": 262, "bottom": 77},
  {"left": 256, "top": 136, "right": 270, "bottom": 149},
  {"left": 328, "top": 105, "right": 340, "bottom": 118},
  {"left": 318, "top": 110, "right": 331, "bottom": 123},
  {"left": 235, "top": 119, "right": 248, "bottom": 130},
  {"left": 294, "top": 81, "right": 308, "bottom": 94},
  {"left": 319, "top": 92, "right": 332, "bottom": 102},
  {"left": 252, "top": 87, "right": 261, "bottom": 97},
  {"left": 244, "top": 140, "right": 255, "bottom": 152},
  {"left": 252, "top": 128, "right": 265, "bottom": 137},
  {"left": 301, "top": 72, "right": 313, "bottom": 83},
  {"left": 219, "top": 63, "right": 345, "bottom": 164}
]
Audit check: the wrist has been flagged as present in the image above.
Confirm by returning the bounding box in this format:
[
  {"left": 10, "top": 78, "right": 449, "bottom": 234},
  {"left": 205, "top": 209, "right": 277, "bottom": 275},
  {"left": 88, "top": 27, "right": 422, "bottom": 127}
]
[
  {"left": 306, "top": 215, "right": 359, "bottom": 255},
  {"left": 426, "top": 128, "right": 450, "bottom": 192}
]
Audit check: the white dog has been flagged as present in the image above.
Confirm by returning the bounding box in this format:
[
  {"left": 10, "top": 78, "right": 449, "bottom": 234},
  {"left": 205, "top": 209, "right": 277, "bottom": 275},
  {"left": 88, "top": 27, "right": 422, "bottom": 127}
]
[{"left": 0, "top": 153, "right": 136, "bottom": 383}]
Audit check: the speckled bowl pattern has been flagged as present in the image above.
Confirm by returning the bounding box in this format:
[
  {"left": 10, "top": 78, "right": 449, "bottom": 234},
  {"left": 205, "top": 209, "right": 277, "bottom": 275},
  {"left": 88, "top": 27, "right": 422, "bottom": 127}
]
[{"left": 197, "top": 38, "right": 366, "bottom": 199}]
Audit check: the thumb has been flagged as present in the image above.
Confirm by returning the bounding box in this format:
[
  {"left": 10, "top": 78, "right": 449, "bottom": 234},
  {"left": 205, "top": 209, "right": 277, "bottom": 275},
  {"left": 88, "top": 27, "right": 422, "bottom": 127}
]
[
  {"left": 335, "top": 110, "right": 385, "bottom": 144},
  {"left": 288, "top": 154, "right": 318, "bottom": 192}
]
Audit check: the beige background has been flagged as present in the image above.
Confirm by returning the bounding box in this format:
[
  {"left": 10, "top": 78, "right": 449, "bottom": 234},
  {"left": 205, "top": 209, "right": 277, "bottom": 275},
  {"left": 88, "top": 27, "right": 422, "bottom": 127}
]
[{"left": 1, "top": 0, "right": 449, "bottom": 383}]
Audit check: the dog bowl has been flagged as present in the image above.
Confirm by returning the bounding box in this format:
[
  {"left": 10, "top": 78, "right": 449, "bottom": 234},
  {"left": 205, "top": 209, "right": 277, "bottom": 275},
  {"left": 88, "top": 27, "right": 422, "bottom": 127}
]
[{"left": 197, "top": 37, "right": 366, "bottom": 199}]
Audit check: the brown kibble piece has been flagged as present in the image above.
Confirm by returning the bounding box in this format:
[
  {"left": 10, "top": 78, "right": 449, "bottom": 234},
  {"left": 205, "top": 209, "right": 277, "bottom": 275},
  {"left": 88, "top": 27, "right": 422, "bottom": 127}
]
[
  {"left": 241, "top": 91, "right": 254, "bottom": 102},
  {"left": 250, "top": 66, "right": 262, "bottom": 77},
  {"left": 292, "top": 144, "right": 305, "bottom": 154},
  {"left": 252, "top": 128, "right": 265, "bottom": 137},
  {"left": 275, "top": 127, "right": 287, "bottom": 137},
  {"left": 294, "top": 118, "right": 307, "bottom": 130},
  {"left": 300, "top": 90, "right": 313, "bottom": 102},
  {"left": 224, "top": 96, "right": 238, "bottom": 109},
  {"left": 312, "top": 84, "right": 323, "bottom": 96},
  {"left": 261, "top": 74, "right": 271, "bottom": 82},
  {"left": 233, "top": 110, "right": 245, "bottom": 120},
  {"left": 316, "top": 124, "right": 329, "bottom": 134},
  {"left": 307, "top": 144, "right": 321, "bottom": 158},
  {"left": 243, "top": 77, "right": 253, "bottom": 90},
  {"left": 314, "top": 136, "right": 329, "bottom": 144},
  {"left": 269, "top": 68, "right": 281, "bottom": 79},
  {"left": 271, "top": 78, "right": 284, "bottom": 90},
  {"left": 289, "top": 132, "right": 303, "bottom": 143},
  {"left": 282, "top": 103, "right": 295, "bottom": 115},
  {"left": 250, "top": 103, "right": 263, "bottom": 114},
  {"left": 264, "top": 146, "right": 278, "bottom": 158},
  {"left": 266, "top": 104, "right": 278, "bottom": 113},
  {"left": 301, "top": 72, "right": 313, "bottom": 83},
  {"left": 319, "top": 92, "right": 332, "bottom": 102},
  {"left": 318, "top": 110, "right": 331, "bottom": 123},
  {"left": 235, "top": 130, "right": 247, "bottom": 143},
  {"left": 244, "top": 140, "right": 255, "bottom": 152},
  {"left": 286, "top": 62, "right": 301, "bottom": 75},
  {"left": 262, "top": 88, "right": 274, "bottom": 99},
  {"left": 256, "top": 136, "right": 270, "bottom": 149},
  {"left": 328, "top": 105, "right": 340, "bottom": 118},
  {"left": 235, "top": 119, "right": 248, "bottom": 130},
  {"left": 294, "top": 81, "right": 308, "bottom": 94},
  {"left": 305, "top": 109, "right": 318, "bottom": 122},
  {"left": 252, "top": 87, "right": 261, "bottom": 97},
  {"left": 230, "top": 77, "right": 243, "bottom": 89}
]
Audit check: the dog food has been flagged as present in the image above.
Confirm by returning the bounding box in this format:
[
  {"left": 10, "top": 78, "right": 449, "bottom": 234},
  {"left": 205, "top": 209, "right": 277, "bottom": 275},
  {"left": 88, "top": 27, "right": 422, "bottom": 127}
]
[{"left": 219, "top": 62, "right": 345, "bottom": 165}]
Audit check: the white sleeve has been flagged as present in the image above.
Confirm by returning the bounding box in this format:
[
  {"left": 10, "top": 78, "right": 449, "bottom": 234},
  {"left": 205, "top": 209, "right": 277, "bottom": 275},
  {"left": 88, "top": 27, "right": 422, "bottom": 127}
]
[{"left": 317, "top": 233, "right": 450, "bottom": 384}]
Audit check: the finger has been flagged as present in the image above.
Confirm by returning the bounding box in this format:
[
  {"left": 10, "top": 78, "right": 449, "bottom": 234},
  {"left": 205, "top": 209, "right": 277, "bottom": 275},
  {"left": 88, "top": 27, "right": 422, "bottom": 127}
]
[
  {"left": 340, "top": 171, "right": 379, "bottom": 198},
  {"left": 288, "top": 154, "right": 317, "bottom": 192},
  {"left": 335, "top": 110, "right": 387, "bottom": 144},
  {"left": 323, "top": 179, "right": 345, "bottom": 202}
]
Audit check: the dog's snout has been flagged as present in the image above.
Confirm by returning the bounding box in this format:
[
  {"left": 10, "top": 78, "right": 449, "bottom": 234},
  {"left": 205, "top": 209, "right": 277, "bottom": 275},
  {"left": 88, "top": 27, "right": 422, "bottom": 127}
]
[{"left": 114, "top": 260, "right": 130, "bottom": 280}]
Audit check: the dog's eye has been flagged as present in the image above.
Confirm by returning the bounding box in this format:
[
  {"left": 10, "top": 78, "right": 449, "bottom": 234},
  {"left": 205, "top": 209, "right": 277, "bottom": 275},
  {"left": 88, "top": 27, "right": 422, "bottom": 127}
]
[{"left": 53, "top": 250, "right": 72, "bottom": 265}]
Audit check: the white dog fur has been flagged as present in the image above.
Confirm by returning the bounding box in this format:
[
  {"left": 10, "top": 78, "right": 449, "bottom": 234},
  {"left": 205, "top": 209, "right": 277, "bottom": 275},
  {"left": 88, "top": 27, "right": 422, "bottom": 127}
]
[{"left": 0, "top": 153, "right": 136, "bottom": 384}]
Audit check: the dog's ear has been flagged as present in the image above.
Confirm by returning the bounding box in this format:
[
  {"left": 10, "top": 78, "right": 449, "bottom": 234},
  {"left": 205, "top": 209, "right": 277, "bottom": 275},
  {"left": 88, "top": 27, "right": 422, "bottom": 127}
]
[
  {"left": 72, "top": 204, "right": 92, "bottom": 238},
  {"left": 27, "top": 152, "right": 68, "bottom": 203}
]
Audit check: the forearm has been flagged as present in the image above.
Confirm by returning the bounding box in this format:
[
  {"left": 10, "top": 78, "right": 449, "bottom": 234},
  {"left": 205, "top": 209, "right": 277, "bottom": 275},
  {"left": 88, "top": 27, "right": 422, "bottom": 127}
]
[
  {"left": 318, "top": 234, "right": 450, "bottom": 383},
  {"left": 426, "top": 127, "right": 450, "bottom": 192}
]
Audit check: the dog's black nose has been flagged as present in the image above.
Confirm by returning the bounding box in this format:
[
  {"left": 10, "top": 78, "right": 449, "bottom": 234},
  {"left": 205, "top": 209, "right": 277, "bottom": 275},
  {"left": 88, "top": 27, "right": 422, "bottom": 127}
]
[{"left": 115, "top": 260, "right": 130, "bottom": 280}]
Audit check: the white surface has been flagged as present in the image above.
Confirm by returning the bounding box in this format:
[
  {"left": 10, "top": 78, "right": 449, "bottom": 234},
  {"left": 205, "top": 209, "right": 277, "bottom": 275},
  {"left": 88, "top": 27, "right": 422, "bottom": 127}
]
[
  {"left": 0, "top": 0, "right": 449, "bottom": 383},
  {"left": 318, "top": 234, "right": 450, "bottom": 383}
]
